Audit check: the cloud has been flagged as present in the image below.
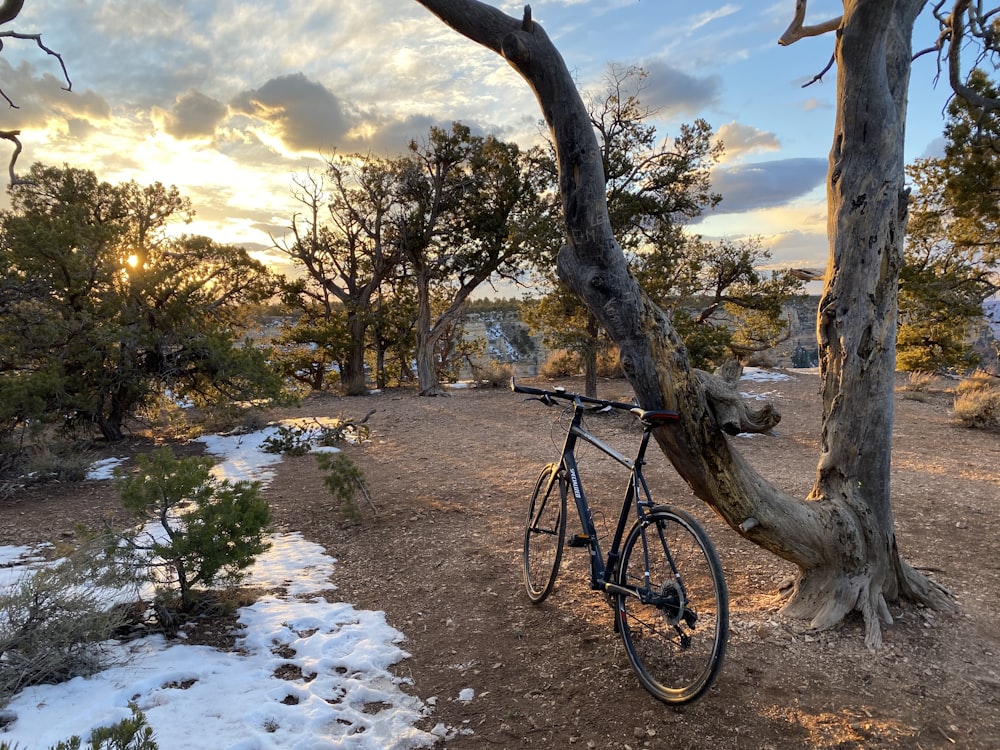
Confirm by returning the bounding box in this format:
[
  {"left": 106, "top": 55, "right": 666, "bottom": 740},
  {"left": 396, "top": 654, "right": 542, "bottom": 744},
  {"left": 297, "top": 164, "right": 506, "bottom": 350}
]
[
  {"left": 686, "top": 4, "right": 741, "bottom": 32},
  {"left": 715, "top": 121, "right": 781, "bottom": 162},
  {"left": 638, "top": 59, "right": 722, "bottom": 116},
  {"left": 0, "top": 60, "right": 109, "bottom": 132},
  {"left": 230, "top": 74, "right": 353, "bottom": 154},
  {"left": 711, "top": 157, "right": 827, "bottom": 213},
  {"left": 154, "top": 90, "right": 228, "bottom": 140}
]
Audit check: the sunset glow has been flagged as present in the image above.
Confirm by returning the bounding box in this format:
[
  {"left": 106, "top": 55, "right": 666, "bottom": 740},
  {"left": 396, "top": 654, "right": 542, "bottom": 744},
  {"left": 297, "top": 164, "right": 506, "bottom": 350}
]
[{"left": 0, "top": 1, "right": 952, "bottom": 271}]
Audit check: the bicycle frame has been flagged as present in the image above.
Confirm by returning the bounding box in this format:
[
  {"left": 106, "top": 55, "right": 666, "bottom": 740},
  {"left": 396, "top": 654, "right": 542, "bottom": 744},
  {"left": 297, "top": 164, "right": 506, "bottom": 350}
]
[
  {"left": 514, "top": 377, "right": 728, "bottom": 704},
  {"left": 551, "top": 399, "right": 659, "bottom": 597}
]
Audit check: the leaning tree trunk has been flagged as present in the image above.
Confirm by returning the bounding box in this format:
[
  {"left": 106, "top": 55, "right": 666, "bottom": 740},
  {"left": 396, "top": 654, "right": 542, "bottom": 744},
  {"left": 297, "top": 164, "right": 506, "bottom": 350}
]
[{"left": 413, "top": 0, "right": 952, "bottom": 646}]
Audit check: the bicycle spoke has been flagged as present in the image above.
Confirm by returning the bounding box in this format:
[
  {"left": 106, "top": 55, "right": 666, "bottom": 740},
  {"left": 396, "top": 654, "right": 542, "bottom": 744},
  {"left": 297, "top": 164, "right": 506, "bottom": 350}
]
[
  {"left": 523, "top": 464, "right": 566, "bottom": 603},
  {"left": 616, "top": 508, "right": 728, "bottom": 704}
]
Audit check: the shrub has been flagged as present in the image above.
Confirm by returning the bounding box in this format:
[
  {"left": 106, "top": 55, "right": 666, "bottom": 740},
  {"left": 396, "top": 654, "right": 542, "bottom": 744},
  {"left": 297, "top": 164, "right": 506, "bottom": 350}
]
[
  {"left": 261, "top": 417, "right": 371, "bottom": 456},
  {"left": 0, "top": 704, "right": 158, "bottom": 750},
  {"left": 316, "top": 451, "right": 375, "bottom": 522},
  {"left": 24, "top": 442, "right": 95, "bottom": 482},
  {"left": 469, "top": 360, "right": 514, "bottom": 387},
  {"left": 899, "top": 371, "right": 935, "bottom": 402},
  {"left": 539, "top": 349, "right": 579, "bottom": 379},
  {"left": 953, "top": 371, "right": 1000, "bottom": 429},
  {"left": 596, "top": 347, "right": 622, "bottom": 378},
  {"left": 113, "top": 448, "right": 272, "bottom": 613},
  {"left": 0, "top": 539, "right": 143, "bottom": 708}
]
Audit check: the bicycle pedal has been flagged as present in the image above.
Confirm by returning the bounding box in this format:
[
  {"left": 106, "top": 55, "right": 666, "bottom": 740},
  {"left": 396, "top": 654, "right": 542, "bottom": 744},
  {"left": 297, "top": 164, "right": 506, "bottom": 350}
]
[{"left": 568, "top": 533, "right": 592, "bottom": 548}]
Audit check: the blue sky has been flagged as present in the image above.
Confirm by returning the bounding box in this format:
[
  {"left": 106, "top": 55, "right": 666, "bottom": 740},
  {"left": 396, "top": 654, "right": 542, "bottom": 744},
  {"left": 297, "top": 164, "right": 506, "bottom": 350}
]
[{"left": 0, "top": 1, "right": 955, "bottom": 277}]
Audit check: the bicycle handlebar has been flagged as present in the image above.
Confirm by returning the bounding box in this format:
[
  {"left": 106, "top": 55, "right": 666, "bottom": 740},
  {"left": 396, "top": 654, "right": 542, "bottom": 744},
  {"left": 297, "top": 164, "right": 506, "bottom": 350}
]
[{"left": 510, "top": 377, "right": 680, "bottom": 424}]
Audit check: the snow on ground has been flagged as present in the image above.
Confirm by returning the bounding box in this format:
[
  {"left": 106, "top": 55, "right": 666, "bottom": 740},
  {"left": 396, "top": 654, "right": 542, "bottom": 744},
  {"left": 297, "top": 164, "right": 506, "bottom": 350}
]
[
  {"left": 3, "top": 373, "right": 801, "bottom": 747},
  {"left": 0, "top": 421, "right": 457, "bottom": 750}
]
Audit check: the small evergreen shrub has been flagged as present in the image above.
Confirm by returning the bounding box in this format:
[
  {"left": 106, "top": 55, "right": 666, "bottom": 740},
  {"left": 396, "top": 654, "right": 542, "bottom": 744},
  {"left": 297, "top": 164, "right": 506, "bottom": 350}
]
[
  {"left": 316, "top": 452, "right": 375, "bottom": 522},
  {"left": 0, "top": 704, "right": 158, "bottom": 750},
  {"left": 113, "top": 447, "right": 272, "bottom": 613},
  {"left": 261, "top": 418, "right": 371, "bottom": 456}
]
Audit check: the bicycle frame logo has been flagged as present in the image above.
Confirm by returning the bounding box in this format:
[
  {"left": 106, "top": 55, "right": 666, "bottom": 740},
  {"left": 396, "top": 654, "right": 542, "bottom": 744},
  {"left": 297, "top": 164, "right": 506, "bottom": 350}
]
[{"left": 567, "top": 466, "right": 583, "bottom": 500}]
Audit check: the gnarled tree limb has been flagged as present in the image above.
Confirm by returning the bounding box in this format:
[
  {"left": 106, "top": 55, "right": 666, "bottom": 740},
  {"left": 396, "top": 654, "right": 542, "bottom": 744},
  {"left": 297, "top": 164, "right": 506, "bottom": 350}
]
[
  {"left": 778, "top": 0, "right": 842, "bottom": 46},
  {"left": 0, "top": 129, "right": 27, "bottom": 185},
  {"left": 945, "top": 0, "right": 1000, "bottom": 114}
]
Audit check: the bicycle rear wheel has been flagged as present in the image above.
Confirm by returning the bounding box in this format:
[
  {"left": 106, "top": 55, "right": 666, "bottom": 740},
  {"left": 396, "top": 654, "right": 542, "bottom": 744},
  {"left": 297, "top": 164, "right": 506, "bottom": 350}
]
[
  {"left": 523, "top": 463, "right": 567, "bottom": 603},
  {"left": 615, "top": 506, "right": 728, "bottom": 703}
]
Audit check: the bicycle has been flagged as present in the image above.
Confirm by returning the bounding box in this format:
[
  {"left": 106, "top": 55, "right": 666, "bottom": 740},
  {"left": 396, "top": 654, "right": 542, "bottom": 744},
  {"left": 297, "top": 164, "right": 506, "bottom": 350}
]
[{"left": 511, "top": 377, "right": 729, "bottom": 704}]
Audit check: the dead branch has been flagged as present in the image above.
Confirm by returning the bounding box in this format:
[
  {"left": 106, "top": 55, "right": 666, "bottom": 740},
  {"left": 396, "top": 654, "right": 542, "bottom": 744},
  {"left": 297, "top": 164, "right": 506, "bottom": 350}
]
[
  {"left": 0, "top": 31, "right": 73, "bottom": 92},
  {"left": 0, "top": 2, "right": 72, "bottom": 184},
  {"left": 0, "top": 129, "right": 28, "bottom": 185},
  {"left": 778, "top": 0, "right": 842, "bottom": 46},
  {"left": 945, "top": 0, "right": 1000, "bottom": 115}
]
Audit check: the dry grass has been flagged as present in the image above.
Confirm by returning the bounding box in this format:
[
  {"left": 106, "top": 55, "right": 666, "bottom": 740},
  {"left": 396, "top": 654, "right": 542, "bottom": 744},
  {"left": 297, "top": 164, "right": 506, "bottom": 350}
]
[{"left": 953, "top": 370, "right": 1000, "bottom": 429}]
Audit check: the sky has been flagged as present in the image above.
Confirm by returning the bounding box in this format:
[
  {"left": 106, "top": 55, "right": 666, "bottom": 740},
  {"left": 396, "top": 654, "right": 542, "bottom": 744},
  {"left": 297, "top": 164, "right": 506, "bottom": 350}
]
[
  {"left": 0, "top": 1, "right": 958, "bottom": 280},
  {"left": 0, "top": 370, "right": 792, "bottom": 749}
]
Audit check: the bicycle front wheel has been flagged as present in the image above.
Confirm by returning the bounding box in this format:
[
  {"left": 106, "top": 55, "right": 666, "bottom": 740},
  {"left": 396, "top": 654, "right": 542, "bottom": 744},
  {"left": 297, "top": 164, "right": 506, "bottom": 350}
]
[
  {"left": 523, "top": 463, "right": 567, "bottom": 603},
  {"left": 615, "top": 506, "right": 728, "bottom": 704}
]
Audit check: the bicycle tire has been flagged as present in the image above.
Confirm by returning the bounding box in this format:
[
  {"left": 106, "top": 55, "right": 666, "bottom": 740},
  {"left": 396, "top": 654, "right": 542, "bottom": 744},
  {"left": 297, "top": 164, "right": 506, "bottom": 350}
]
[
  {"left": 615, "top": 505, "right": 728, "bottom": 703},
  {"left": 522, "top": 463, "right": 567, "bottom": 603}
]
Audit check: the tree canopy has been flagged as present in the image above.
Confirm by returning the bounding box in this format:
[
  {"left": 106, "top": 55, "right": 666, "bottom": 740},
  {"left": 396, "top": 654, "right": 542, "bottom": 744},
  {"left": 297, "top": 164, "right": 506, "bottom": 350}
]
[
  {"left": 0, "top": 164, "right": 285, "bottom": 443},
  {"left": 900, "top": 68, "right": 1000, "bottom": 372}
]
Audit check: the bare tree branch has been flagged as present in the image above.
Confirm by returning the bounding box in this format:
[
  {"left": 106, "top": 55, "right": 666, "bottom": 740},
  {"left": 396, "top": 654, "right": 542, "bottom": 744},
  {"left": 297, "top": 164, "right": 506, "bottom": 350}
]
[
  {"left": 945, "top": 0, "right": 1000, "bottom": 114},
  {"left": 802, "top": 53, "right": 836, "bottom": 87},
  {"left": 0, "top": 2, "right": 73, "bottom": 184},
  {"left": 0, "top": 31, "right": 73, "bottom": 92},
  {"left": 778, "top": 0, "right": 842, "bottom": 46},
  {"left": 0, "top": 129, "right": 29, "bottom": 185}
]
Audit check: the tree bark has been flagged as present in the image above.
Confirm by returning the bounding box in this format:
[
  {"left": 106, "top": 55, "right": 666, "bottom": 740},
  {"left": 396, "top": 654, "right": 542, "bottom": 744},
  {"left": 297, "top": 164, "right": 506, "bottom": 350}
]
[{"left": 412, "top": 0, "right": 952, "bottom": 646}]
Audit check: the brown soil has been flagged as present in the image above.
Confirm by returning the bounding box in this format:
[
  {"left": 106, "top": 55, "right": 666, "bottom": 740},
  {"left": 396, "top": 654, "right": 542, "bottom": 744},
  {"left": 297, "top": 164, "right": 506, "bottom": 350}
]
[{"left": 3, "top": 371, "right": 999, "bottom": 749}]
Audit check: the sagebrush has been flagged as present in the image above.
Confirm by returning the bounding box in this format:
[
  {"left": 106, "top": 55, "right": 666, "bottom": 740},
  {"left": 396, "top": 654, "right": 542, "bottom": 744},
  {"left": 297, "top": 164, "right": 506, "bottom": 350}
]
[{"left": 0, "top": 538, "right": 143, "bottom": 708}]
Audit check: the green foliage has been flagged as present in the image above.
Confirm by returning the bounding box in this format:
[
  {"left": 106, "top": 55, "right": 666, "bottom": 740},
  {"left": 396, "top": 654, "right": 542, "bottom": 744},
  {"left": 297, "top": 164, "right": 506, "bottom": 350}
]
[
  {"left": 524, "top": 66, "right": 801, "bottom": 384},
  {"left": 671, "top": 311, "right": 733, "bottom": 371},
  {"left": 639, "top": 236, "right": 804, "bottom": 369},
  {"left": 261, "top": 418, "right": 371, "bottom": 457},
  {"left": 0, "top": 704, "right": 159, "bottom": 750},
  {"left": 900, "top": 69, "right": 1000, "bottom": 372},
  {"left": 113, "top": 448, "right": 271, "bottom": 612},
  {"left": 0, "top": 539, "right": 143, "bottom": 708},
  {"left": 398, "top": 122, "right": 559, "bottom": 392},
  {"left": 316, "top": 451, "right": 371, "bottom": 522},
  {"left": 0, "top": 164, "right": 285, "bottom": 443}
]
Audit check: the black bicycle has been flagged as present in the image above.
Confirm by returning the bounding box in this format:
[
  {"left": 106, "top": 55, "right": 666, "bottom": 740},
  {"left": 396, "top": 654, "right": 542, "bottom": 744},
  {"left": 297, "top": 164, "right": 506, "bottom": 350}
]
[{"left": 512, "top": 377, "right": 728, "bottom": 704}]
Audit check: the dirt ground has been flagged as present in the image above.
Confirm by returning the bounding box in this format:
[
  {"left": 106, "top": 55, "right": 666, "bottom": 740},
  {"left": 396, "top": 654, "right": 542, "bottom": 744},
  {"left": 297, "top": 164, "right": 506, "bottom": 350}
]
[{"left": 2, "top": 370, "right": 999, "bottom": 749}]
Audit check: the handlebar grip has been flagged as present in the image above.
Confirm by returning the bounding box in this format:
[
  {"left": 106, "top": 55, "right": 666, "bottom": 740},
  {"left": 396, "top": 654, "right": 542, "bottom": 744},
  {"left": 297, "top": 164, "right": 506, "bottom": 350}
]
[{"left": 510, "top": 376, "right": 551, "bottom": 398}]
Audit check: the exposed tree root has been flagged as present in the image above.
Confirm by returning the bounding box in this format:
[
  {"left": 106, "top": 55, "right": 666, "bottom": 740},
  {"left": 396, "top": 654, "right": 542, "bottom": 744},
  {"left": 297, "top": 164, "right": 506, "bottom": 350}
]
[{"left": 778, "top": 556, "right": 956, "bottom": 650}]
